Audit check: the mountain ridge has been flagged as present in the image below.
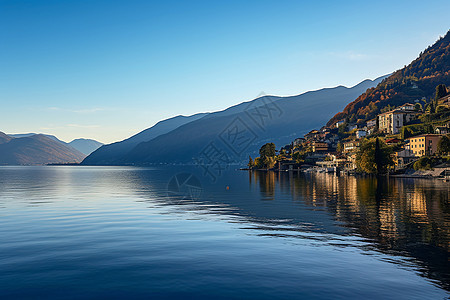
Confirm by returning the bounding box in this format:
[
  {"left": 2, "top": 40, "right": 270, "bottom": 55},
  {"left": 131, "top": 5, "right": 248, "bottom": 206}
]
[
  {"left": 82, "top": 113, "right": 208, "bottom": 165},
  {"left": 8, "top": 133, "right": 103, "bottom": 156},
  {"left": 82, "top": 75, "right": 387, "bottom": 165},
  {"left": 0, "top": 133, "right": 86, "bottom": 165},
  {"left": 327, "top": 30, "right": 450, "bottom": 127}
]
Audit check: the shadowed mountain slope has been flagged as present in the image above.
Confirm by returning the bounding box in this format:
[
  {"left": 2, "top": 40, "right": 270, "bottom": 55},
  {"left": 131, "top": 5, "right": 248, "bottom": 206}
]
[
  {"left": 82, "top": 113, "right": 208, "bottom": 165},
  {"left": 86, "top": 75, "right": 386, "bottom": 165}
]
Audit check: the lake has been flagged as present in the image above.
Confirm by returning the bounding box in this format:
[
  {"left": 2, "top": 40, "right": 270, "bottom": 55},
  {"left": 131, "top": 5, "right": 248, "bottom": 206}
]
[{"left": 0, "top": 166, "right": 448, "bottom": 299}]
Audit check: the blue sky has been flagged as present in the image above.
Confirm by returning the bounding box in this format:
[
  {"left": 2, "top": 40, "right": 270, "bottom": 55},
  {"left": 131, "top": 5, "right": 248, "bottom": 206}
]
[{"left": 0, "top": 0, "right": 449, "bottom": 143}]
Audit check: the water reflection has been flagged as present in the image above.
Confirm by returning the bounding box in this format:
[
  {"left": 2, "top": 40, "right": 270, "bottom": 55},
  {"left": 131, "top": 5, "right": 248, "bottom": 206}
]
[
  {"left": 0, "top": 166, "right": 448, "bottom": 297},
  {"left": 252, "top": 171, "right": 450, "bottom": 290}
]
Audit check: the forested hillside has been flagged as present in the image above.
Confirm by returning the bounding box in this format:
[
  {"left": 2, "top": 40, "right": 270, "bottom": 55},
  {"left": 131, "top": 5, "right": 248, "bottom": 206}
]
[{"left": 327, "top": 30, "right": 450, "bottom": 127}]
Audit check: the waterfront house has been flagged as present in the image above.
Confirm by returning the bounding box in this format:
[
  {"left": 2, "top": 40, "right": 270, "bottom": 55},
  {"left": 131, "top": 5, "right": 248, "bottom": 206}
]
[
  {"left": 393, "top": 149, "right": 416, "bottom": 168},
  {"left": 406, "top": 134, "right": 443, "bottom": 157}
]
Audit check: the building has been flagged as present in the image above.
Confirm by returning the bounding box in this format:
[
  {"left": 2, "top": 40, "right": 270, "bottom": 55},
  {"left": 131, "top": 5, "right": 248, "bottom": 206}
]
[
  {"left": 394, "top": 149, "right": 416, "bottom": 168},
  {"left": 398, "top": 103, "right": 415, "bottom": 111},
  {"left": 435, "top": 126, "right": 449, "bottom": 135},
  {"left": 406, "top": 134, "right": 443, "bottom": 157},
  {"left": 316, "top": 155, "right": 348, "bottom": 169},
  {"left": 356, "top": 130, "right": 367, "bottom": 139},
  {"left": 312, "top": 142, "right": 328, "bottom": 153},
  {"left": 385, "top": 138, "right": 401, "bottom": 145},
  {"left": 366, "top": 118, "right": 377, "bottom": 128},
  {"left": 335, "top": 120, "right": 345, "bottom": 128},
  {"left": 366, "top": 118, "right": 377, "bottom": 135},
  {"left": 378, "top": 109, "right": 420, "bottom": 134},
  {"left": 343, "top": 140, "right": 360, "bottom": 153}
]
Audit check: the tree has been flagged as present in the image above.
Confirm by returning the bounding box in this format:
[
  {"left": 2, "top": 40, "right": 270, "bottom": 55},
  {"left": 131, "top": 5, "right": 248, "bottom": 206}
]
[
  {"left": 247, "top": 156, "right": 254, "bottom": 169},
  {"left": 437, "top": 135, "right": 450, "bottom": 155},
  {"left": 254, "top": 157, "right": 263, "bottom": 169},
  {"left": 435, "top": 84, "right": 448, "bottom": 101},
  {"left": 292, "top": 151, "right": 305, "bottom": 164},
  {"left": 356, "top": 138, "right": 393, "bottom": 174},
  {"left": 338, "top": 121, "right": 348, "bottom": 136},
  {"left": 413, "top": 156, "right": 437, "bottom": 170},
  {"left": 259, "top": 143, "right": 276, "bottom": 159},
  {"left": 263, "top": 156, "right": 276, "bottom": 169},
  {"left": 374, "top": 138, "right": 383, "bottom": 174}
]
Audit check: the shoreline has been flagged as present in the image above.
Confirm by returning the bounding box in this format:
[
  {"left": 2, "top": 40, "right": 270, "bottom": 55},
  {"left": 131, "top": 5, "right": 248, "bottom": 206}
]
[{"left": 241, "top": 167, "right": 450, "bottom": 180}]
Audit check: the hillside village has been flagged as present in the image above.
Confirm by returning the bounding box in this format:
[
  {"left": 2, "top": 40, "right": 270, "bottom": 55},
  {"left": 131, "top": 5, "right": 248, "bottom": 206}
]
[{"left": 248, "top": 84, "right": 450, "bottom": 177}]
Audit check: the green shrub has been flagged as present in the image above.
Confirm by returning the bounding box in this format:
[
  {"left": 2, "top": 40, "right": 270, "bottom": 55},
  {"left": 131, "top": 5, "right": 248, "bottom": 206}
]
[{"left": 413, "top": 156, "right": 439, "bottom": 170}]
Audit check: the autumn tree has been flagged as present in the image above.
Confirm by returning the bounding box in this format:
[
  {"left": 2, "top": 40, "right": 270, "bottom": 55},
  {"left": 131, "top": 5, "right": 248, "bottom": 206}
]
[
  {"left": 247, "top": 156, "right": 254, "bottom": 169},
  {"left": 356, "top": 138, "right": 393, "bottom": 174},
  {"left": 258, "top": 143, "right": 276, "bottom": 169},
  {"left": 259, "top": 143, "right": 276, "bottom": 159}
]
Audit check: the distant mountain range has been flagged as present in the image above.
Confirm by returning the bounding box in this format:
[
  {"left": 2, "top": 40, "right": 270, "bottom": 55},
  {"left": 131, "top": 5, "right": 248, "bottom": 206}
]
[
  {"left": 327, "top": 30, "right": 450, "bottom": 127},
  {"left": 8, "top": 133, "right": 103, "bottom": 156},
  {"left": 0, "top": 133, "right": 86, "bottom": 165},
  {"left": 82, "top": 75, "right": 387, "bottom": 165},
  {"left": 0, "top": 133, "right": 103, "bottom": 165},
  {"left": 67, "top": 139, "right": 104, "bottom": 156}
]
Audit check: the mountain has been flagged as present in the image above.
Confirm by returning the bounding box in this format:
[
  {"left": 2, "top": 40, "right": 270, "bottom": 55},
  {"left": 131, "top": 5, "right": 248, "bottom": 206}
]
[
  {"left": 0, "top": 132, "right": 13, "bottom": 144},
  {"left": 9, "top": 133, "right": 67, "bottom": 144},
  {"left": 0, "top": 133, "right": 86, "bottom": 165},
  {"left": 327, "top": 30, "right": 450, "bottom": 127},
  {"left": 82, "top": 113, "right": 207, "bottom": 165},
  {"left": 68, "top": 139, "right": 103, "bottom": 156},
  {"left": 83, "top": 75, "right": 386, "bottom": 165},
  {"left": 9, "top": 133, "right": 103, "bottom": 156}
]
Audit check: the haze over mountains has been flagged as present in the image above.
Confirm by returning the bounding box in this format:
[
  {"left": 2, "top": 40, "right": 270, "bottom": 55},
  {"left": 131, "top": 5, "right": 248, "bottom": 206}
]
[
  {"left": 8, "top": 133, "right": 103, "bottom": 156},
  {"left": 0, "top": 133, "right": 86, "bottom": 165},
  {"left": 82, "top": 75, "right": 387, "bottom": 165},
  {"left": 67, "top": 139, "right": 104, "bottom": 156},
  {"left": 0, "top": 133, "right": 103, "bottom": 165}
]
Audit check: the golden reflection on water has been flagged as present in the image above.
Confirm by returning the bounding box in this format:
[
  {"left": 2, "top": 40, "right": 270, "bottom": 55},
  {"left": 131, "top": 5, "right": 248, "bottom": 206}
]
[{"left": 252, "top": 171, "right": 450, "bottom": 252}]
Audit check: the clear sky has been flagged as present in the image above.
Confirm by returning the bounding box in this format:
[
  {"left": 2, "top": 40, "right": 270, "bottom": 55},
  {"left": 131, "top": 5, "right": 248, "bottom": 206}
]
[{"left": 1, "top": 0, "right": 449, "bottom": 143}]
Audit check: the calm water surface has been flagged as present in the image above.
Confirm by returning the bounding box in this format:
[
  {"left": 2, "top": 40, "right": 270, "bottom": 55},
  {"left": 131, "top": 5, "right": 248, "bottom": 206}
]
[{"left": 0, "top": 166, "right": 448, "bottom": 299}]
